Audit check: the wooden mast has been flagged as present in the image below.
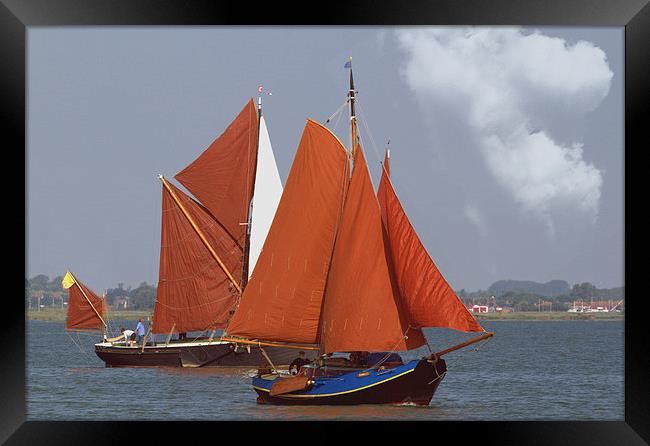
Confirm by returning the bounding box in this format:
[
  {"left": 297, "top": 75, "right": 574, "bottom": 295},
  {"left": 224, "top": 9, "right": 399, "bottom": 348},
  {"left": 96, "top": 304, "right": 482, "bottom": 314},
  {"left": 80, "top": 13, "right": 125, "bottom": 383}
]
[
  {"left": 348, "top": 57, "right": 358, "bottom": 159},
  {"left": 159, "top": 175, "right": 242, "bottom": 294},
  {"left": 240, "top": 94, "right": 262, "bottom": 290}
]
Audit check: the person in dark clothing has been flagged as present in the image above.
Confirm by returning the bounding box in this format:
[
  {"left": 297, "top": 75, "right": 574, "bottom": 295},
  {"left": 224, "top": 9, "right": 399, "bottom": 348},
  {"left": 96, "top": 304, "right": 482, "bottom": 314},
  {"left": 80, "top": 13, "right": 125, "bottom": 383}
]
[
  {"left": 289, "top": 351, "right": 311, "bottom": 375},
  {"left": 349, "top": 351, "right": 369, "bottom": 367}
]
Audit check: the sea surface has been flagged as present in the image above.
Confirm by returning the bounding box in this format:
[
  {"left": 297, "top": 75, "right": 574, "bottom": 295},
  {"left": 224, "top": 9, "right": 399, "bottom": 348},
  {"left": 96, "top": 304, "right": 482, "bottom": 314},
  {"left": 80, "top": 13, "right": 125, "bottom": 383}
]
[{"left": 26, "top": 319, "right": 624, "bottom": 421}]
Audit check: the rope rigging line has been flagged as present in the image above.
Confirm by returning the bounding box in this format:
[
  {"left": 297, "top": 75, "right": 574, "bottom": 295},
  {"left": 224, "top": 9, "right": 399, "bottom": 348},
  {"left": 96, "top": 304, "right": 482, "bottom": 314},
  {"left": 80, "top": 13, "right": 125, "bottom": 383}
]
[
  {"left": 355, "top": 97, "right": 386, "bottom": 178},
  {"left": 356, "top": 326, "right": 418, "bottom": 373},
  {"left": 472, "top": 332, "right": 493, "bottom": 352},
  {"left": 65, "top": 331, "right": 95, "bottom": 362},
  {"left": 332, "top": 104, "right": 345, "bottom": 138},
  {"left": 324, "top": 97, "right": 350, "bottom": 128}
]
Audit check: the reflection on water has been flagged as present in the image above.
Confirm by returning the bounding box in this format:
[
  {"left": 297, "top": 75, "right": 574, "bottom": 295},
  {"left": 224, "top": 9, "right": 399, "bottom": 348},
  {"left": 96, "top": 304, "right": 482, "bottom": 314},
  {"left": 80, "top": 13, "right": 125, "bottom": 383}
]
[{"left": 27, "top": 319, "right": 624, "bottom": 421}]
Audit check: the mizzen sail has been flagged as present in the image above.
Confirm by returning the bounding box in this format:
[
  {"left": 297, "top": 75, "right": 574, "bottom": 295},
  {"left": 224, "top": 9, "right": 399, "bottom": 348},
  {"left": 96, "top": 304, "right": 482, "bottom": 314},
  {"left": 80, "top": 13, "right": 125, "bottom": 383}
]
[{"left": 377, "top": 151, "right": 483, "bottom": 333}]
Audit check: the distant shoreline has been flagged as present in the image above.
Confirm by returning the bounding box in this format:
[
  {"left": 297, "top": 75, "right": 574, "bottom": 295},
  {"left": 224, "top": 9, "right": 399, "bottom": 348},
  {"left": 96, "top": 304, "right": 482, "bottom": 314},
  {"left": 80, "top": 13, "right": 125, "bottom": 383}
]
[
  {"left": 26, "top": 308, "right": 151, "bottom": 322},
  {"left": 475, "top": 311, "right": 623, "bottom": 321},
  {"left": 26, "top": 308, "right": 623, "bottom": 322}
]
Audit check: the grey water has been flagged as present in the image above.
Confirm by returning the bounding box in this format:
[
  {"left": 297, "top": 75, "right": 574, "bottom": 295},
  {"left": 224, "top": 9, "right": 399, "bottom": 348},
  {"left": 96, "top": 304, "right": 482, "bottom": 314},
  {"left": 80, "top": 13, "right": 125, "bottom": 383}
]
[{"left": 26, "top": 319, "right": 623, "bottom": 420}]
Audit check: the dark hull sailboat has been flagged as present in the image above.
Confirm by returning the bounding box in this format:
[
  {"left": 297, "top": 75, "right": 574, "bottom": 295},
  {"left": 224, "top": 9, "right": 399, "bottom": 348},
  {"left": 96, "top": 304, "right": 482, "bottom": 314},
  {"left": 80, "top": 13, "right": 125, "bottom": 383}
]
[
  {"left": 253, "top": 358, "right": 447, "bottom": 406},
  {"left": 94, "top": 340, "right": 305, "bottom": 368},
  {"left": 65, "top": 97, "right": 304, "bottom": 369}
]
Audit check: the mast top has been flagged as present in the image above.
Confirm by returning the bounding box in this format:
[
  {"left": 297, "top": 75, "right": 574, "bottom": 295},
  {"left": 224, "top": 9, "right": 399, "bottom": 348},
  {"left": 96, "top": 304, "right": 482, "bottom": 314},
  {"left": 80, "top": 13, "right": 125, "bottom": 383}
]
[
  {"left": 257, "top": 85, "right": 272, "bottom": 113},
  {"left": 347, "top": 57, "right": 357, "bottom": 157}
]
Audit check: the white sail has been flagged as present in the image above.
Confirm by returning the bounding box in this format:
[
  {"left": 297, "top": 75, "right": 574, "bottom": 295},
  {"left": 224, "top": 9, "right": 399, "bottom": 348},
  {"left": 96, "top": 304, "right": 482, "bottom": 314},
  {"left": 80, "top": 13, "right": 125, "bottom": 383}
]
[{"left": 249, "top": 115, "right": 283, "bottom": 277}]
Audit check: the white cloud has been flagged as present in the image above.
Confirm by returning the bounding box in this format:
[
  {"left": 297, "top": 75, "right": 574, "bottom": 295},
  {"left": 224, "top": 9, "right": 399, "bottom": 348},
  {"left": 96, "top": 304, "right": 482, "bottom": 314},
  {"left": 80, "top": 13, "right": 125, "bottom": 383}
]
[{"left": 395, "top": 27, "right": 611, "bottom": 234}]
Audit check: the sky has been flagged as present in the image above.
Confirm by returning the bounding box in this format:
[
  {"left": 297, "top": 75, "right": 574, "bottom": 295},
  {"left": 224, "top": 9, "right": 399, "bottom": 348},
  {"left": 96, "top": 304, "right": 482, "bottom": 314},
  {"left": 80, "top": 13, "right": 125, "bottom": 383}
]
[{"left": 26, "top": 27, "right": 624, "bottom": 292}]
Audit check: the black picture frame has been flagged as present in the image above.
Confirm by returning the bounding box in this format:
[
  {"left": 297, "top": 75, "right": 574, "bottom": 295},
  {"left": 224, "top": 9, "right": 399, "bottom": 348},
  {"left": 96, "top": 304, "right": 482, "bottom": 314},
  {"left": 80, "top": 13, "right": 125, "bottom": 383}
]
[{"left": 5, "top": 0, "right": 647, "bottom": 444}]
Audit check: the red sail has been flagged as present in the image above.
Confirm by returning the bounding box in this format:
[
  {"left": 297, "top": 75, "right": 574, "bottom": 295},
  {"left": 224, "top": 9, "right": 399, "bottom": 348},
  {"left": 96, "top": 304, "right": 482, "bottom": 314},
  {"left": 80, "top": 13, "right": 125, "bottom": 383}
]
[
  {"left": 377, "top": 151, "right": 483, "bottom": 332},
  {"left": 153, "top": 181, "right": 242, "bottom": 334},
  {"left": 65, "top": 277, "right": 106, "bottom": 332},
  {"left": 175, "top": 99, "right": 259, "bottom": 247},
  {"left": 319, "top": 147, "right": 426, "bottom": 354},
  {"left": 226, "top": 120, "right": 350, "bottom": 344}
]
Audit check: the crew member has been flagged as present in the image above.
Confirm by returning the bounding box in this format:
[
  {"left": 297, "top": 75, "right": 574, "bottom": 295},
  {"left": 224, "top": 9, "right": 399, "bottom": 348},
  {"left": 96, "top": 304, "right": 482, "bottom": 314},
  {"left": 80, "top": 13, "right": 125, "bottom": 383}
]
[
  {"left": 289, "top": 351, "right": 311, "bottom": 375},
  {"left": 106, "top": 327, "right": 136, "bottom": 345},
  {"left": 135, "top": 319, "right": 146, "bottom": 345}
]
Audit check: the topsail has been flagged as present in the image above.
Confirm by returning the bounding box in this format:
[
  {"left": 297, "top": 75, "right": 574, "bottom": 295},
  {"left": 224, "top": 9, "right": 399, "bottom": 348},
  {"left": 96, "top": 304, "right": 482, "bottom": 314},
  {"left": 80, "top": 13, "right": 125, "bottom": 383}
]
[{"left": 248, "top": 115, "right": 283, "bottom": 278}]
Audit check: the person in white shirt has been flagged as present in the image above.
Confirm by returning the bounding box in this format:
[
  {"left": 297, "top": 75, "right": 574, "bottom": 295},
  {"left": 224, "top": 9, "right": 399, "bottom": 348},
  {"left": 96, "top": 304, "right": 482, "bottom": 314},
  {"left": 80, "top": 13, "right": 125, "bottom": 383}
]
[{"left": 106, "top": 327, "right": 136, "bottom": 345}]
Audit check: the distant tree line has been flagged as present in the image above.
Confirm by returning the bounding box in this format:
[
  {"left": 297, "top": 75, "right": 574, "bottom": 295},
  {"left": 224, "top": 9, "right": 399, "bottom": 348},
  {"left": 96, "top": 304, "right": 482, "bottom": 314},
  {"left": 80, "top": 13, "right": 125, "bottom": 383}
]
[
  {"left": 27, "top": 274, "right": 623, "bottom": 313},
  {"left": 26, "top": 274, "right": 157, "bottom": 310},
  {"left": 457, "top": 281, "right": 624, "bottom": 312}
]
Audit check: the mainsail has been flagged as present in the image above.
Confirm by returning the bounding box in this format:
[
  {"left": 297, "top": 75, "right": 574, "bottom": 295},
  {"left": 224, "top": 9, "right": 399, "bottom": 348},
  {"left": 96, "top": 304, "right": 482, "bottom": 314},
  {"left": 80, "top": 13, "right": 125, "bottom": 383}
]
[
  {"left": 62, "top": 270, "right": 107, "bottom": 332},
  {"left": 377, "top": 151, "right": 484, "bottom": 333},
  {"left": 225, "top": 120, "right": 349, "bottom": 344}
]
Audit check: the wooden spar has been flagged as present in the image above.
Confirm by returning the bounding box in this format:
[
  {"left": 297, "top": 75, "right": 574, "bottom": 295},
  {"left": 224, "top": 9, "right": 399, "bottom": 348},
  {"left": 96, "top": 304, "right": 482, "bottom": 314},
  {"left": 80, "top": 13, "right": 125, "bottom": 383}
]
[
  {"left": 432, "top": 332, "right": 494, "bottom": 358},
  {"left": 71, "top": 274, "right": 107, "bottom": 330},
  {"left": 159, "top": 175, "right": 242, "bottom": 294},
  {"left": 258, "top": 346, "right": 278, "bottom": 372},
  {"left": 165, "top": 323, "right": 176, "bottom": 346},
  {"left": 219, "top": 336, "right": 320, "bottom": 351}
]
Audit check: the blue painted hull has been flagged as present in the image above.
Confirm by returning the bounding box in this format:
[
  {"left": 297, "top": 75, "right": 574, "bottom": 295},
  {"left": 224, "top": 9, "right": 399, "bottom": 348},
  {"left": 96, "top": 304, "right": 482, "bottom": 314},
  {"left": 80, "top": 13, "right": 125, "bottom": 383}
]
[{"left": 252, "top": 358, "right": 447, "bottom": 405}]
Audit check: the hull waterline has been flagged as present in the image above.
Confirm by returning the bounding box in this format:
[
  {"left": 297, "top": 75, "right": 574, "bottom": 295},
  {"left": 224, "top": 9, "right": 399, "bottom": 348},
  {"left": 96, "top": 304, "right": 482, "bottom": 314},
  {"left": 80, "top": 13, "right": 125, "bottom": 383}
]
[
  {"left": 95, "top": 340, "right": 314, "bottom": 368},
  {"left": 252, "top": 358, "right": 447, "bottom": 405}
]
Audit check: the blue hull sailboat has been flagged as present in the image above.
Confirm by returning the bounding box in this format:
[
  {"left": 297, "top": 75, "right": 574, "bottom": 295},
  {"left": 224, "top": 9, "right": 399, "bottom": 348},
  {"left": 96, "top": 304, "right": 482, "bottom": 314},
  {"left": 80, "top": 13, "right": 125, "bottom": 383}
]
[{"left": 221, "top": 59, "right": 493, "bottom": 405}]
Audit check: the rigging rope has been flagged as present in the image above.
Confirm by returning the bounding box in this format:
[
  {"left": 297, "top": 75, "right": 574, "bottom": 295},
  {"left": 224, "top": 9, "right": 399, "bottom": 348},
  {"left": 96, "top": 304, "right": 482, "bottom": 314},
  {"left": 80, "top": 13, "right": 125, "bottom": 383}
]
[
  {"left": 357, "top": 326, "right": 418, "bottom": 373},
  {"left": 65, "top": 331, "right": 96, "bottom": 362},
  {"left": 355, "top": 97, "right": 385, "bottom": 181},
  {"left": 472, "top": 332, "right": 493, "bottom": 352},
  {"left": 324, "top": 97, "right": 350, "bottom": 127},
  {"left": 332, "top": 105, "right": 344, "bottom": 137}
]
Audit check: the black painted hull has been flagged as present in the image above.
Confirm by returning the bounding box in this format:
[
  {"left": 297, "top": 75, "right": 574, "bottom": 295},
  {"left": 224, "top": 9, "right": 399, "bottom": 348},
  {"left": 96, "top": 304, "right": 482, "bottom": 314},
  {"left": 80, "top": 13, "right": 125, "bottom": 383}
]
[
  {"left": 95, "top": 341, "right": 311, "bottom": 368},
  {"left": 254, "top": 358, "right": 447, "bottom": 405}
]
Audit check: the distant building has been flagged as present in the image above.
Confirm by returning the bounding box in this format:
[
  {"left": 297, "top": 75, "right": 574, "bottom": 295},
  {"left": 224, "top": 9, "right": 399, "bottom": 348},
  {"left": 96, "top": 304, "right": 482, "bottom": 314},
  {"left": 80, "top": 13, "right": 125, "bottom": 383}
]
[{"left": 470, "top": 305, "right": 489, "bottom": 313}]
